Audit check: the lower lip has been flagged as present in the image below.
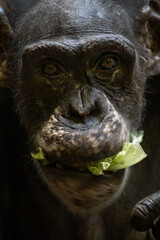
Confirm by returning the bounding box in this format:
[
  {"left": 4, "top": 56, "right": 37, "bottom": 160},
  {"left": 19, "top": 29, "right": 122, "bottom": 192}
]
[{"left": 38, "top": 161, "right": 125, "bottom": 178}]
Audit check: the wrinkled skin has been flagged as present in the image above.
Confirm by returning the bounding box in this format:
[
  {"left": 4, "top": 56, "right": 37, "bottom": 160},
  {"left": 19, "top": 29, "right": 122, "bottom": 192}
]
[{"left": 0, "top": 0, "right": 160, "bottom": 239}]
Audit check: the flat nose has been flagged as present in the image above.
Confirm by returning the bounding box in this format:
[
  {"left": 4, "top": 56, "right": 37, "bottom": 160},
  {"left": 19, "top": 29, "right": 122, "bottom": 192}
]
[
  {"left": 62, "top": 87, "right": 109, "bottom": 122},
  {"left": 70, "top": 87, "right": 96, "bottom": 117}
]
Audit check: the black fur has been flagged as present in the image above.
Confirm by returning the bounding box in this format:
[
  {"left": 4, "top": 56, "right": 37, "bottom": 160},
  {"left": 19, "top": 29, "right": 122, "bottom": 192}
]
[{"left": 0, "top": 0, "right": 160, "bottom": 239}]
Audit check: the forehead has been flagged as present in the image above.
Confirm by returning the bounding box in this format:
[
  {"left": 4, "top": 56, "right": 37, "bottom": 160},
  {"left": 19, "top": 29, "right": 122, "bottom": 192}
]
[{"left": 16, "top": 0, "right": 135, "bottom": 45}]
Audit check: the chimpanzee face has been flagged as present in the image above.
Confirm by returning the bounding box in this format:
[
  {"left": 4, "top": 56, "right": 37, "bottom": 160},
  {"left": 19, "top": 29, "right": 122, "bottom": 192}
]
[{"left": 9, "top": 0, "right": 148, "bottom": 212}]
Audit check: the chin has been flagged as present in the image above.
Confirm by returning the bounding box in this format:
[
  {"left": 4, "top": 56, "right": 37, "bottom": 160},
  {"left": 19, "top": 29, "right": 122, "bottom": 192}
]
[{"left": 33, "top": 157, "right": 129, "bottom": 214}]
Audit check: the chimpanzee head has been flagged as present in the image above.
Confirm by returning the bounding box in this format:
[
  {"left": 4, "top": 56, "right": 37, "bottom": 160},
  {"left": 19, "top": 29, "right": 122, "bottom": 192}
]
[{"left": 0, "top": 0, "right": 160, "bottom": 212}]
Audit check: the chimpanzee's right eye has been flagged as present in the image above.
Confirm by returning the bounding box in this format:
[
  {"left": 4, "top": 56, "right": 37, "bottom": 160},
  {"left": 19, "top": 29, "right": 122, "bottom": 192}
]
[{"left": 42, "top": 60, "right": 64, "bottom": 77}]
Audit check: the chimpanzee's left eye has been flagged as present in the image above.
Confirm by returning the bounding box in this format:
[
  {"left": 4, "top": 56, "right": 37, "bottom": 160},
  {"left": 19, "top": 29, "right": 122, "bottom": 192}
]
[
  {"left": 98, "top": 55, "right": 119, "bottom": 70},
  {"left": 42, "top": 62, "right": 63, "bottom": 76}
]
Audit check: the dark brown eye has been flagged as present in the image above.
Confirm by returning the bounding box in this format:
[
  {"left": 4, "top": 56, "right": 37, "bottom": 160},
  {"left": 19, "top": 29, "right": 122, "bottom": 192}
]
[
  {"left": 43, "top": 63, "right": 61, "bottom": 76},
  {"left": 100, "top": 56, "right": 118, "bottom": 70}
]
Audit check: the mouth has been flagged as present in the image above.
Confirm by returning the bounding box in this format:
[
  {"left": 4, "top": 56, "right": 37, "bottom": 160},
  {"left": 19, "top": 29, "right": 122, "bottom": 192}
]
[
  {"left": 45, "top": 160, "right": 124, "bottom": 178},
  {"left": 32, "top": 131, "right": 146, "bottom": 177},
  {"left": 32, "top": 147, "right": 114, "bottom": 176}
]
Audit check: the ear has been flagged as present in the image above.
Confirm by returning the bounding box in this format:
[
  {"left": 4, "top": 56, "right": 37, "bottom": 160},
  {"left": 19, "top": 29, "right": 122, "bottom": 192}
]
[
  {"left": 0, "top": 6, "right": 13, "bottom": 88},
  {"left": 139, "top": 0, "right": 160, "bottom": 75},
  {"left": 141, "top": 0, "right": 160, "bottom": 53}
]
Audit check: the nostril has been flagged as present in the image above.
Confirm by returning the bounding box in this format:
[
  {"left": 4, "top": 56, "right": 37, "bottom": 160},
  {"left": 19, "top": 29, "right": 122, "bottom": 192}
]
[
  {"left": 69, "top": 104, "right": 91, "bottom": 120},
  {"left": 68, "top": 103, "right": 103, "bottom": 127},
  {"left": 75, "top": 104, "right": 95, "bottom": 117},
  {"left": 76, "top": 108, "right": 90, "bottom": 117},
  {"left": 69, "top": 98, "right": 99, "bottom": 118}
]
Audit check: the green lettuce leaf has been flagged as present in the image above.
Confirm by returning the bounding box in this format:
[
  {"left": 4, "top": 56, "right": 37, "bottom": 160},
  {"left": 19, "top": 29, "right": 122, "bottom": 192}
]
[
  {"left": 31, "top": 147, "right": 51, "bottom": 165},
  {"left": 87, "top": 131, "right": 147, "bottom": 176}
]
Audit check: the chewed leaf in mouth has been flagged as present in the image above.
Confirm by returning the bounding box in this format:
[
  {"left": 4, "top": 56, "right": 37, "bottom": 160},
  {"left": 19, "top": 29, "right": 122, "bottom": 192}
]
[
  {"left": 87, "top": 131, "right": 147, "bottom": 175},
  {"left": 31, "top": 131, "right": 147, "bottom": 176},
  {"left": 31, "top": 147, "right": 51, "bottom": 165}
]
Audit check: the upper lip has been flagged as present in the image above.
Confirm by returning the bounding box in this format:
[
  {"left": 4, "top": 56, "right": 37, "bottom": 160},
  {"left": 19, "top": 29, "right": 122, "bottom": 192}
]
[{"left": 57, "top": 115, "right": 101, "bottom": 131}]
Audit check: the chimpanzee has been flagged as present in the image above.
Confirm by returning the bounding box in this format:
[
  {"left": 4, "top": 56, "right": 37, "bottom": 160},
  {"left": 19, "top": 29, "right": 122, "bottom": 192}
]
[{"left": 0, "top": 0, "right": 160, "bottom": 239}]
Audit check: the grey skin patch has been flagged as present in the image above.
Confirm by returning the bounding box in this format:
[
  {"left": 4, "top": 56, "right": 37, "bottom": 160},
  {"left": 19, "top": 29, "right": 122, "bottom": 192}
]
[{"left": 35, "top": 99, "right": 129, "bottom": 165}]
